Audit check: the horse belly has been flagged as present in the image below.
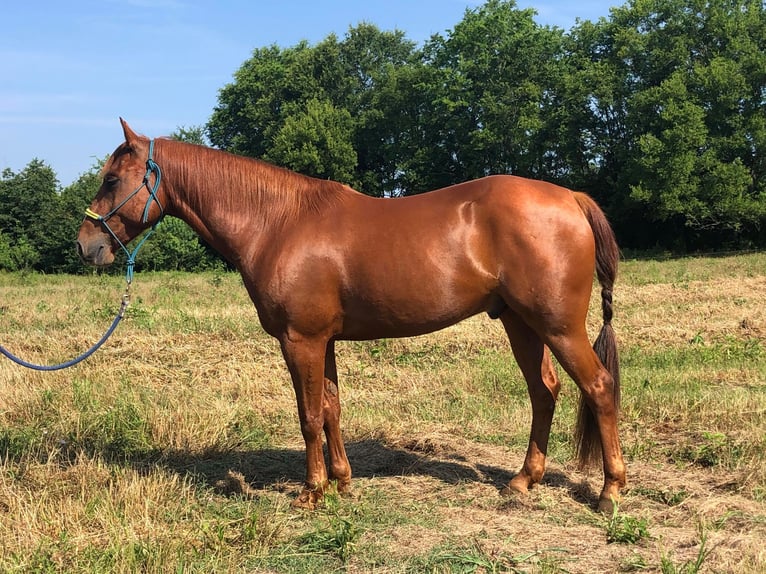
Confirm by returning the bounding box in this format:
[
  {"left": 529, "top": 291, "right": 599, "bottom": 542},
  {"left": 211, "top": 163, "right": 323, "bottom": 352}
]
[
  {"left": 339, "top": 302, "right": 486, "bottom": 340},
  {"left": 338, "top": 264, "right": 494, "bottom": 340}
]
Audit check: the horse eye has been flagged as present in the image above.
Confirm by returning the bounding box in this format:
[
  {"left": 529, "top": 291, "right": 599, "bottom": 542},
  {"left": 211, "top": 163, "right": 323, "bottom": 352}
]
[{"left": 104, "top": 175, "right": 120, "bottom": 188}]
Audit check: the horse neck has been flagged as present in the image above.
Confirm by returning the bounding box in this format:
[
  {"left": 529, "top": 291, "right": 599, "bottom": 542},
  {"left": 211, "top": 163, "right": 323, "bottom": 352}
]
[{"left": 157, "top": 141, "right": 346, "bottom": 264}]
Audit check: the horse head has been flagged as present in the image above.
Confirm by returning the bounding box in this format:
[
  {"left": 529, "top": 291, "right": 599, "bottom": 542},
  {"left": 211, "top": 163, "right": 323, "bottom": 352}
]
[{"left": 77, "top": 119, "right": 166, "bottom": 267}]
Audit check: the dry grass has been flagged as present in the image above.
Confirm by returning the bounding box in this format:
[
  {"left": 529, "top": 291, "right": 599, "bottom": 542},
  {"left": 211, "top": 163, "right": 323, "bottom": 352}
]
[{"left": 0, "top": 252, "right": 764, "bottom": 573}]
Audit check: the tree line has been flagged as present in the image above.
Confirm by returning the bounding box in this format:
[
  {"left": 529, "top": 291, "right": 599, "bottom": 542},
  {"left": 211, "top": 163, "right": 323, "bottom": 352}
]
[
  {"left": 1, "top": 0, "right": 764, "bottom": 273},
  {"left": 0, "top": 156, "right": 222, "bottom": 274}
]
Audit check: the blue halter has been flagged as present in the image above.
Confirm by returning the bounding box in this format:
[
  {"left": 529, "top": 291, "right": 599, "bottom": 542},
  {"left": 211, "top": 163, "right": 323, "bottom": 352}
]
[{"left": 84, "top": 139, "right": 165, "bottom": 283}]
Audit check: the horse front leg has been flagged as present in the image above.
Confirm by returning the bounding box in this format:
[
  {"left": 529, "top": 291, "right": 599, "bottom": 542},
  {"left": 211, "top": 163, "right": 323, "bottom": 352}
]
[
  {"left": 323, "top": 340, "right": 352, "bottom": 494},
  {"left": 280, "top": 334, "right": 331, "bottom": 509}
]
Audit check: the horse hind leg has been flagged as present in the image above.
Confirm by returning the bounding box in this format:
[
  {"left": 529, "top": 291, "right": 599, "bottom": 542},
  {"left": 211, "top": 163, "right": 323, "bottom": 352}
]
[
  {"left": 547, "top": 329, "right": 626, "bottom": 513},
  {"left": 499, "top": 310, "right": 561, "bottom": 495}
]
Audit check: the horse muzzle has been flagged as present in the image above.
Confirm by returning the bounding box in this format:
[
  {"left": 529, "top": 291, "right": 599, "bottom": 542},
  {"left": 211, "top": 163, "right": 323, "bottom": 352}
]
[{"left": 76, "top": 234, "right": 115, "bottom": 266}]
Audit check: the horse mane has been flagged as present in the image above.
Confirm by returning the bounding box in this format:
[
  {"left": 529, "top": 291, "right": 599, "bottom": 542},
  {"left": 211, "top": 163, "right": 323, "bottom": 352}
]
[{"left": 153, "top": 137, "right": 350, "bottom": 225}]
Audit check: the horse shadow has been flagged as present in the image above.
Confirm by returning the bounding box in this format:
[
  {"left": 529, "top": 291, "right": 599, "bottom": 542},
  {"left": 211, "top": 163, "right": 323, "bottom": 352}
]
[{"left": 149, "top": 438, "right": 600, "bottom": 508}]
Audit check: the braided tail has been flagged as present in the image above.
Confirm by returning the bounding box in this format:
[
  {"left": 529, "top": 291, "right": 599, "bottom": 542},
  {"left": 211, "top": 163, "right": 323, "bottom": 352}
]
[{"left": 572, "top": 192, "right": 621, "bottom": 468}]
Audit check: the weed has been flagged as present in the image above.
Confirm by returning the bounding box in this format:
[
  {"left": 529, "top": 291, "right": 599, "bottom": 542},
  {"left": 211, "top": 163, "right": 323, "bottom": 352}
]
[
  {"left": 208, "top": 269, "right": 226, "bottom": 287},
  {"left": 125, "top": 298, "right": 157, "bottom": 330},
  {"left": 197, "top": 496, "right": 288, "bottom": 557},
  {"left": 660, "top": 529, "right": 711, "bottom": 573},
  {"left": 620, "top": 551, "right": 649, "bottom": 571},
  {"left": 631, "top": 486, "right": 689, "bottom": 506},
  {"left": 416, "top": 542, "right": 571, "bottom": 574},
  {"left": 672, "top": 431, "right": 745, "bottom": 469},
  {"left": 0, "top": 425, "right": 44, "bottom": 460},
  {"left": 606, "top": 502, "right": 651, "bottom": 544},
  {"left": 297, "top": 494, "right": 361, "bottom": 564}
]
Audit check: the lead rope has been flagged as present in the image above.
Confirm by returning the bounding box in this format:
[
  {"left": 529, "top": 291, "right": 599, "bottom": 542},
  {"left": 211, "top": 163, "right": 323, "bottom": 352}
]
[{"left": 0, "top": 283, "right": 131, "bottom": 371}]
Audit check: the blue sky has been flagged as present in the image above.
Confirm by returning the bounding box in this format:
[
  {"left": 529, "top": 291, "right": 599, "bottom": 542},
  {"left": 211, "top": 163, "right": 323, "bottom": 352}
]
[{"left": 1, "top": 1, "right": 614, "bottom": 187}]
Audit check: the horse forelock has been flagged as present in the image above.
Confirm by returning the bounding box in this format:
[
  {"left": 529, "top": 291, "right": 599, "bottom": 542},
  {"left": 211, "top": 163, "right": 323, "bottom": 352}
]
[{"left": 152, "top": 139, "right": 347, "bottom": 225}]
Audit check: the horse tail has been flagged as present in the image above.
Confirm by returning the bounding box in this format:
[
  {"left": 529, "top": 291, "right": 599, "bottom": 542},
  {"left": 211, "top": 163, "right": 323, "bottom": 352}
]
[{"left": 572, "top": 192, "right": 621, "bottom": 468}]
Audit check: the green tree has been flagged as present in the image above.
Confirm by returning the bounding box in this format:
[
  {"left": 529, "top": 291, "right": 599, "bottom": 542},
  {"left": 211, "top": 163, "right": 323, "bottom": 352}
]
[
  {"left": 171, "top": 125, "right": 209, "bottom": 147},
  {"left": 264, "top": 98, "right": 358, "bottom": 184},
  {"left": 332, "top": 24, "right": 419, "bottom": 194},
  {"left": 411, "top": 0, "right": 565, "bottom": 190},
  {"left": 137, "top": 217, "right": 221, "bottom": 272},
  {"left": 547, "top": 18, "right": 632, "bottom": 197},
  {"left": 567, "top": 0, "right": 766, "bottom": 248},
  {"left": 0, "top": 160, "right": 58, "bottom": 270},
  {"left": 208, "top": 41, "right": 324, "bottom": 160},
  {"left": 207, "top": 24, "right": 418, "bottom": 196}
]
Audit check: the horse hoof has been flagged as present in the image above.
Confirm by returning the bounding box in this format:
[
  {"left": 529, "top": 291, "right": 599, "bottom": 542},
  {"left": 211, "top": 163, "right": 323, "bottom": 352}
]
[
  {"left": 501, "top": 471, "right": 535, "bottom": 498},
  {"left": 597, "top": 495, "right": 619, "bottom": 515},
  {"left": 291, "top": 488, "right": 322, "bottom": 510},
  {"left": 500, "top": 480, "right": 529, "bottom": 498}
]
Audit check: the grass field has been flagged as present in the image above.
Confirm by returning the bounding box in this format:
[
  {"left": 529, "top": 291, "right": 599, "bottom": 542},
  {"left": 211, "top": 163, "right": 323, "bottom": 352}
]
[{"left": 0, "top": 252, "right": 764, "bottom": 573}]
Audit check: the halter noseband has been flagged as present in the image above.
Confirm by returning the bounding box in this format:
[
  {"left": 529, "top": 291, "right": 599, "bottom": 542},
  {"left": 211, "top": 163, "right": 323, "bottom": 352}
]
[{"left": 84, "top": 139, "right": 165, "bottom": 282}]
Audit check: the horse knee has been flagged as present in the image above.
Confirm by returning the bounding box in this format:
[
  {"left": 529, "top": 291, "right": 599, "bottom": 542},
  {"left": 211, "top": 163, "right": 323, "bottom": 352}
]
[{"left": 300, "top": 413, "right": 324, "bottom": 440}]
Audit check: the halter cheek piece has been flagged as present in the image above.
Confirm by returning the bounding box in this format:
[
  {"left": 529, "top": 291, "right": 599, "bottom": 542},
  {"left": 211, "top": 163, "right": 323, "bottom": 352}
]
[{"left": 84, "top": 139, "right": 165, "bottom": 283}]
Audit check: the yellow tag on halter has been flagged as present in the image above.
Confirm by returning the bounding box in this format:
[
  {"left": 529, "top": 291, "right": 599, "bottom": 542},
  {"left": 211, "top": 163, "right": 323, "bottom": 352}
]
[{"left": 84, "top": 208, "right": 102, "bottom": 220}]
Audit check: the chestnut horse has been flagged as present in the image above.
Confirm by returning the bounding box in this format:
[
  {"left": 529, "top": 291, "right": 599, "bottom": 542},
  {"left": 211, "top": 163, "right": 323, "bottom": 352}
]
[{"left": 77, "top": 120, "right": 626, "bottom": 512}]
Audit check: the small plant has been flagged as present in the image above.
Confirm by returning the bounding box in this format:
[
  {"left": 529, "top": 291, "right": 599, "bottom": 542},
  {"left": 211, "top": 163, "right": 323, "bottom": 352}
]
[
  {"left": 660, "top": 528, "right": 710, "bottom": 574},
  {"left": 673, "top": 431, "right": 741, "bottom": 469},
  {"left": 620, "top": 552, "right": 649, "bottom": 571},
  {"left": 605, "top": 501, "right": 650, "bottom": 544},
  {"left": 298, "top": 494, "right": 361, "bottom": 563},
  {"left": 421, "top": 543, "right": 570, "bottom": 574},
  {"left": 631, "top": 485, "right": 689, "bottom": 507},
  {"left": 689, "top": 332, "right": 704, "bottom": 345},
  {"left": 125, "top": 298, "right": 157, "bottom": 330}
]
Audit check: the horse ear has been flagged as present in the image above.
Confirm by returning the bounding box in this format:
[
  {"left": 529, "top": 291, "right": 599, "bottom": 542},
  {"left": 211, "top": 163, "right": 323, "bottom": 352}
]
[{"left": 119, "top": 118, "right": 139, "bottom": 146}]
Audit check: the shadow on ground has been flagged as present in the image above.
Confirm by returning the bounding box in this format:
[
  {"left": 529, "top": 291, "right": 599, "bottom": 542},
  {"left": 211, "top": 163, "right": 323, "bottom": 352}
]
[{"left": 150, "top": 438, "right": 599, "bottom": 507}]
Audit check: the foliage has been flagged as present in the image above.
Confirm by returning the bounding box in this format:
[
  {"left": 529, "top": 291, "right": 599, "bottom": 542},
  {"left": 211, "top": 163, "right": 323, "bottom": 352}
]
[
  {"left": 0, "top": 161, "right": 58, "bottom": 271},
  {"left": 209, "top": 24, "right": 417, "bottom": 196},
  {"left": 172, "top": 124, "right": 209, "bottom": 146},
  {"left": 264, "top": 98, "right": 359, "bottom": 185},
  {"left": 605, "top": 502, "right": 651, "bottom": 544},
  {"left": 0, "top": 130, "right": 225, "bottom": 274},
  {"left": 136, "top": 217, "right": 223, "bottom": 273},
  {"left": 581, "top": 0, "right": 766, "bottom": 249},
  {"left": 418, "top": 0, "right": 566, "bottom": 186}
]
